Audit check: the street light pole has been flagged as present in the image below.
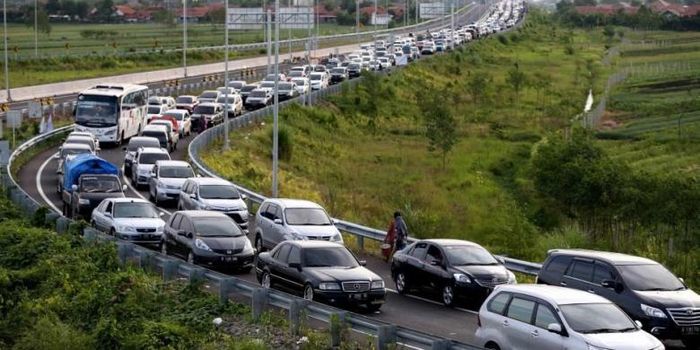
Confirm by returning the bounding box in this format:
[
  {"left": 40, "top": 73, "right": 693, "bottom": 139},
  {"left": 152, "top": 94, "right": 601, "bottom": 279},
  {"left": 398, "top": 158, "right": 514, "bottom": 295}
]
[
  {"left": 3, "top": 0, "right": 11, "bottom": 102},
  {"left": 450, "top": 0, "right": 454, "bottom": 50},
  {"left": 356, "top": 0, "right": 359, "bottom": 44},
  {"left": 183, "top": 0, "right": 188, "bottom": 77},
  {"left": 223, "top": 0, "right": 230, "bottom": 150},
  {"left": 34, "top": 0, "right": 38, "bottom": 57},
  {"left": 288, "top": 0, "right": 292, "bottom": 60},
  {"left": 267, "top": 9, "right": 272, "bottom": 75},
  {"left": 272, "top": 0, "right": 280, "bottom": 197}
]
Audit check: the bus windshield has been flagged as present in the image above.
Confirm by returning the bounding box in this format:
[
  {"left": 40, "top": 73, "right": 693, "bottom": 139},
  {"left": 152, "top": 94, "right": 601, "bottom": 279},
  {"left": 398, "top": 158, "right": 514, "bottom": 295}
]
[{"left": 75, "top": 95, "right": 118, "bottom": 127}]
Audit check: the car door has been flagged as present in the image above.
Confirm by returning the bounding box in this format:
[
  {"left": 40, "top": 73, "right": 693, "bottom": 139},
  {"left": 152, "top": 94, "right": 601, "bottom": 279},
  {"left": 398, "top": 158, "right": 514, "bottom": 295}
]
[
  {"left": 562, "top": 258, "right": 595, "bottom": 293},
  {"left": 404, "top": 243, "right": 428, "bottom": 288},
  {"left": 423, "top": 244, "right": 449, "bottom": 292},
  {"left": 531, "top": 301, "right": 566, "bottom": 350},
  {"left": 93, "top": 200, "right": 107, "bottom": 231},
  {"left": 177, "top": 216, "right": 195, "bottom": 257},
  {"left": 503, "top": 296, "right": 537, "bottom": 350},
  {"left": 270, "top": 243, "right": 292, "bottom": 292},
  {"left": 591, "top": 260, "right": 621, "bottom": 302},
  {"left": 164, "top": 213, "right": 181, "bottom": 254},
  {"left": 101, "top": 200, "right": 114, "bottom": 232},
  {"left": 267, "top": 204, "right": 284, "bottom": 247},
  {"left": 180, "top": 182, "right": 193, "bottom": 209},
  {"left": 149, "top": 164, "right": 159, "bottom": 197},
  {"left": 280, "top": 245, "right": 305, "bottom": 294}
]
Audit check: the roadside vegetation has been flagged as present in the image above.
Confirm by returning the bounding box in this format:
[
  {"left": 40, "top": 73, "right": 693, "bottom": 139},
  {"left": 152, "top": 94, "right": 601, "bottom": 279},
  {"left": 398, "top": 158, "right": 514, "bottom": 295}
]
[
  {"left": 0, "top": 192, "right": 337, "bottom": 349},
  {"left": 201, "top": 9, "right": 698, "bottom": 288}
]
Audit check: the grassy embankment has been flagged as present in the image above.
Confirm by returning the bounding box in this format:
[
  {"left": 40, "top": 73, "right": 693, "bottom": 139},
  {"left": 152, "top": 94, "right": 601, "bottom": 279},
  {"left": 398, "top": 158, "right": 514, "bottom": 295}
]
[
  {"left": 0, "top": 192, "right": 347, "bottom": 349},
  {"left": 202, "top": 12, "right": 610, "bottom": 257},
  {"left": 599, "top": 30, "right": 700, "bottom": 174}
]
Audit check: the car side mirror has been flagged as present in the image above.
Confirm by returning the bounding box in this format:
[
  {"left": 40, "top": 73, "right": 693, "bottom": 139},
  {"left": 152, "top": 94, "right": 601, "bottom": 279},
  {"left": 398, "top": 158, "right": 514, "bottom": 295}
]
[
  {"left": 429, "top": 259, "right": 442, "bottom": 266},
  {"left": 273, "top": 218, "right": 283, "bottom": 225},
  {"left": 288, "top": 262, "right": 301, "bottom": 270},
  {"left": 186, "top": 232, "right": 193, "bottom": 239},
  {"left": 634, "top": 320, "right": 642, "bottom": 328},
  {"left": 71, "top": 184, "right": 78, "bottom": 191},
  {"left": 359, "top": 260, "right": 367, "bottom": 266},
  {"left": 547, "top": 323, "right": 562, "bottom": 334},
  {"left": 159, "top": 212, "right": 166, "bottom": 217},
  {"left": 150, "top": 172, "right": 156, "bottom": 177},
  {"left": 122, "top": 185, "right": 127, "bottom": 191},
  {"left": 241, "top": 194, "right": 247, "bottom": 200},
  {"left": 679, "top": 277, "right": 685, "bottom": 284},
  {"left": 53, "top": 154, "right": 60, "bottom": 159},
  {"left": 497, "top": 256, "right": 506, "bottom": 264}
]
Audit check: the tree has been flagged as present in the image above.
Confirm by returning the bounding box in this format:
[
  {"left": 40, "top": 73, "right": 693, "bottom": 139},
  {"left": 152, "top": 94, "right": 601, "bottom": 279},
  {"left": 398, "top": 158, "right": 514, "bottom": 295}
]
[
  {"left": 506, "top": 62, "right": 528, "bottom": 109},
  {"left": 466, "top": 71, "right": 490, "bottom": 105},
  {"left": 45, "top": 0, "right": 61, "bottom": 14},
  {"left": 603, "top": 25, "right": 615, "bottom": 41},
  {"left": 96, "top": 0, "right": 114, "bottom": 22},
  {"left": 153, "top": 10, "right": 175, "bottom": 28},
  {"left": 207, "top": 7, "right": 225, "bottom": 27},
  {"left": 573, "top": 0, "right": 596, "bottom": 5},
  {"left": 419, "top": 89, "right": 458, "bottom": 169},
  {"left": 24, "top": 6, "right": 51, "bottom": 35}
]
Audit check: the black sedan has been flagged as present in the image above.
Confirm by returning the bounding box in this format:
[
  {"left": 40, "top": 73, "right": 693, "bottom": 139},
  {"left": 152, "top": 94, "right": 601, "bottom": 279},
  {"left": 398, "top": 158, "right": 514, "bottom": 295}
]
[
  {"left": 390, "top": 239, "right": 516, "bottom": 307},
  {"left": 161, "top": 210, "right": 255, "bottom": 272},
  {"left": 255, "top": 241, "right": 386, "bottom": 312}
]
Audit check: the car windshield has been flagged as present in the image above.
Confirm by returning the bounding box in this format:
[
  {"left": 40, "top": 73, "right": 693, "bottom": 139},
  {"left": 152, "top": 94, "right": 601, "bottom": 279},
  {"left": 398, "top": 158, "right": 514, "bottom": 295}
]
[
  {"left": 216, "top": 96, "right": 236, "bottom": 104},
  {"left": 113, "top": 202, "right": 160, "bottom": 218},
  {"left": 618, "top": 264, "right": 685, "bottom": 291},
  {"left": 80, "top": 177, "right": 121, "bottom": 193},
  {"left": 278, "top": 83, "right": 293, "bottom": 90},
  {"left": 194, "top": 217, "right": 243, "bottom": 237},
  {"left": 176, "top": 96, "right": 193, "bottom": 104},
  {"left": 444, "top": 245, "right": 499, "bottom": 265},
  {"left": 142, "top": 131, "right": 166, "bottom": 143},
  {"left": 65, "top": 138, "right": 93, "bottom": 149},
  {"left": 561, "top": 303, "right": 636, "bottom": 334},
  {"left": 200, "top": 91, "right": 218, "bottom": 99},
  {"left": 228, "top": 81, "right": 245, "bottom": 89},
  {"left": 241, "top": 85, "right": 257, "bottom": 92},
  {"left": 139, "top": 153, "right": 169, "bottom": 164},
  {"left": 331, "top": 68, "right": 345, "bottom": 74},
  {"left": 199, "top": 185, "right": 240, "bottom": 199},
  {"left": 193, "top": 105, "right": 215, "bottom": 114},
  {"left": 75, "top": 94, "right": 118, "bottom": 127},
  {"left": 261, "top": 82, "right": 275, "bottom": 89},
  {"left": 284, "top": 208, "right": 332, "bottom": 225},
  {"left": 288, "top": 71, "right": 303, "bottom": 77},
  {"left": 292, "top": 78, "right": 306, "bottom": 85},
  {"left": 348, "top": 64, "right": 360, "bottom": 70},
  {"left": 163, "top": 113, "right": 184, "bottom": 121},
  {"left": 159, "top": 166, "right": 194, "bottom": 178},
  {"left": 151, "top": 122, "right": 172, "bottom": 132},
  {"left": 127, "top": 139, "right": 160, "bottom": 151},
  {"left": 147, "top": 106, "right": 162, "bottom": 114},
  {"left": 251, "top": 90, "right": 267, "bottom": 98},
  {"left": 302, "top": 247, "right": 358, "bottom": 268},
  {"left": 310, "top": 74, "right": 323, "bottom": 81}
]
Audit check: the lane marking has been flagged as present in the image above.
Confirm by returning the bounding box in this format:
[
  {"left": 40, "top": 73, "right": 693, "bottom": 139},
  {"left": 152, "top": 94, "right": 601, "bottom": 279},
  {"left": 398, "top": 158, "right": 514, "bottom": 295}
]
[
  {"left": 385, "top": 288, "right": 478, "bottom": 315},
  {"left": 121, "top": 167, "right": 172, "bottom": 215},
  {"left": 37, "top": 152, "right": 62, "bottom": 214}
]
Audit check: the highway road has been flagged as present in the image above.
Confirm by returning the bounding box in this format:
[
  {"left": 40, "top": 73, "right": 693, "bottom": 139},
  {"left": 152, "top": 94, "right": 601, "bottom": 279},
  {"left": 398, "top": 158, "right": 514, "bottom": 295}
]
[{"left": 10, "top": 3, "right": 686, "bottom": 348}]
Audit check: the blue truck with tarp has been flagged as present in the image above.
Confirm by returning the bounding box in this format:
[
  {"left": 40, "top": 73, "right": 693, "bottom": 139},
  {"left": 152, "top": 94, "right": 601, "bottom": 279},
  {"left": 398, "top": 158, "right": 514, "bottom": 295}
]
[{"left": 59, "top": 153, "right": 125, "bottom": 218}]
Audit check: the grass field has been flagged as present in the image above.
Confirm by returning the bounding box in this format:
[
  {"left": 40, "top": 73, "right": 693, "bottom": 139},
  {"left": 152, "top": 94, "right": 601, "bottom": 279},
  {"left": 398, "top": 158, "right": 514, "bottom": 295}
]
[
  {"left": 599, "top": 30, "right": 700, "bottom": 175},
  {"left": 201, "top": 11, "right": 613, "bottom": 263}
]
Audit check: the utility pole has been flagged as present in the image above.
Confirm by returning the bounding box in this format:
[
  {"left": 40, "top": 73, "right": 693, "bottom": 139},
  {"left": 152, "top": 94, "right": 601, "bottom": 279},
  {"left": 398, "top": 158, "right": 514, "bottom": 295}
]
[
  {"left": 288, "top": 0, "right": 292, "bottom": 60},
  {"left": 34, "top": 0, "right": 38, "bottom": 57},
  {"left": 356, "top": 0, "right": 360, "bottom": 44},
  {"left": 223, "top": 0, "right": 230, "bottom": 150},
  {"left": 3, "top": 0, "right": 11, "bottom": 102},
  {"left": 450, "top": 0, "right": 454, "bottom": 50},
  {"left": 416, "top": 0, "right": 418, "bottom": 25},
  {"left": 272, "top": 0, "right": 280, "bottom": 197},
  {"left": 373, "top": 0, "right": 377, "bottom": 32},
  {"left": 183, "top": 0, "right": 188, "bottom": 77},
  {"left": 267, "top": 9, "right": 272, "bottom": 75}
]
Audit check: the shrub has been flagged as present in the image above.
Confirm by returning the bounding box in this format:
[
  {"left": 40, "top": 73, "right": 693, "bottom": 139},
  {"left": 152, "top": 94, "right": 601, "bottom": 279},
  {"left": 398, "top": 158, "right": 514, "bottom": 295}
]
[
  {"left": 268, "top": 125, "right": 293, "bottom": 162},
  {"left": 497, "top": 35, "right": 509, "bottom": 45}
]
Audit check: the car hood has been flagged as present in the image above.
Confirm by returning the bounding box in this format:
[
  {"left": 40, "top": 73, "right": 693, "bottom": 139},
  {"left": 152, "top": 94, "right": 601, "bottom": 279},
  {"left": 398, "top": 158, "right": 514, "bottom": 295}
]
[
  {"left": 635, "top": 288, "right": 700, "bottom": 308},
  {"left": 307, "top": 266, "right": 381, "bottom": 282},
  {"left": 199, "top": 235, "right": 248, "bottom": 251},
  {"left": 192, "top": 113, "right": 217, "bottom": 118},
  {"left": 452, "top": 264, "right": 509, "bottom": 279},
  {"left": 288, "top": 224, "right": 339, "bottom": 237},
  {"left": 158, "top": 178, "right": 187, "bottom": 187},
  {"left": 200, "top": 198, "right": 247, "bottom": 211},
  {"left": 113, "top": 217, "right": 165, "bottom": 228},
  {"left": 583, "top": 330, "right": 661, "bottom": 350},
  {"left": 136, "top": 164, "right": 155, "bottom": 173},
  {"left": 79, "top": 192, "right": 125, "bottom": 203}
]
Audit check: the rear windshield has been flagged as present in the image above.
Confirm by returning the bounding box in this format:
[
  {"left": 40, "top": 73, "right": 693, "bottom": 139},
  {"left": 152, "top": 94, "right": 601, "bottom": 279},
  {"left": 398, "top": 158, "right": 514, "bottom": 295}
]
[
  {"left": 194, "top": 217, "right": 243, "bottom": 237},
  {"left": 250, "top": 90, "right": 267, "bottom": 98},
  {"left": 241, "top": 85, "right": 257, "bottom": 92},
  {"left": 193, "top": 105, "right": 216, "bottom": 114},
  {"left": 61, "top": 147, "right": 91, "bottom": 157},
  {"left": 200, "top": 91, "right": 218, "bottom": 99},
  {"left": 142, "top": 131, "right": 166, "bottom": 141},
  {"left": 163, "top": 112, "right": 185, "bottom": 121},
  {"left": 159, "top": 166, "right": 194, "bottom": 178},
  {"left": 147, "top": 106, "right": 162, "bottom": 114},
  {"left": 139, "top": 153, "right": 170, "bottom": 164},
  {"left": 80, "top": 177, "right": 121, "bottom": 193},
  {"left": 128, "top": 139, "right": 160, "bottom": 151},
  {"left": 176, "top": 96, "right": 193, "bottom": 104}
]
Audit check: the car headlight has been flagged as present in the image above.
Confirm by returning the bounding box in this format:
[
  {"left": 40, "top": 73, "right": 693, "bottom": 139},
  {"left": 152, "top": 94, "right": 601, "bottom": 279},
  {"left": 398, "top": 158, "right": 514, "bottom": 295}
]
[
  {"left": 116, "top": 225, "right": 136, "bottom": 233},
  {"left": 156, "top": 225, "right": 164, "bottom": 233},
  {"left": 201, "top": 204, "right": 212, "bottom": 210},
  {"left": 651, "top": 345, "right": 665, "bottom": 350},
  {"left": 194, "top": 238, "right": 212, "bottom": 252},
  {"left": 156, "top": 181, "right": 166, "bottom": 188},
  {"left": 331, "top": 233, "right": 343, "bottom": 242},
  {"left": 371, "top": 280, "right": 385, "bottom": 289},
  {"left": 138, "top": 168, "right": 150, "bottom": 175},
  {"left": 587, "top": 344, "right": 613, "bottom": 350},
  {"left": 78, "top": 198, "right": 90, "bottom": 205},
  {"left": 318, "top": 282, "right": 341, "bottom": 291},
  {"left": 507, "top": 271, "right": 517, "bottom": 284},
  {"left": 641, "top": 304, "right": 667, "bottom": 318},
  {"left": 454, "top": 273, "right": 471, "bottom": 284}
]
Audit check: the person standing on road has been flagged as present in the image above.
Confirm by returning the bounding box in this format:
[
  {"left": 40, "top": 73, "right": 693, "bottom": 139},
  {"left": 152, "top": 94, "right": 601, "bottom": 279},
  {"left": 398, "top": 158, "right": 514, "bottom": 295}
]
[
  {"left": 381, "top": 219, "right": 396, "bottom": 262},
  {"left": 393, "top": 211, "right": 409, "bottom": 252}
]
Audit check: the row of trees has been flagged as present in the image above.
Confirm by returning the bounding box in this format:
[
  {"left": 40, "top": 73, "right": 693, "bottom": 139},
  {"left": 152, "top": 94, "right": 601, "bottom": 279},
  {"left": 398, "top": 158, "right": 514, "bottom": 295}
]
[{"left": 556, "top": 0, "right": 700, "bottom": 31}]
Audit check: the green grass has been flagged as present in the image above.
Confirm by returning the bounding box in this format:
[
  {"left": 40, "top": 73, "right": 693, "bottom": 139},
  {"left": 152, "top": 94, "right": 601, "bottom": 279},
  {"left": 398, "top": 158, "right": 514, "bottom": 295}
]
[{"left": 201, "top": 11, "right": 613, "bottom": 264}]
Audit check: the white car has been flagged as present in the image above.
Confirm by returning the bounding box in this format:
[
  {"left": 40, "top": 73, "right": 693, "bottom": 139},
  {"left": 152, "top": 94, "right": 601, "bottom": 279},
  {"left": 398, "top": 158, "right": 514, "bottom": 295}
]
[
  {"left": 227, "top": 80, "right": 247, "bottom": 93},
  {"left": 216, "top": 86, "right": 236, "bottom": 95},
  {"left": 177, "top": 177, "right": 249, "bottom": 233},
  {"left": 216, "top": 94, "right": 243, "bottom": 117},
  {"left": 148, "top": 96, "right": 176, "bottom": 110},
  {"left": 91, "top": 197, "right": 166, "bottom": 246},
  {"left": 253, "top": 198, "right": 343, "bottom": 253},
  {"left": 309, "top": 72, "right": 329, "bottom": 90},
  {"left": 198, "top": 90, "right": 221, "bottom": 103},
  {"left": 475, "top": 284, "right": 665, "bottom": 350},
  {"left": 131, "top": 147, "right": 171, "bottom": 187},
  {"left": 290, "top": 77, "right": 310, "bottom": 95},
  {"left": 161, "top": 110, "right": 192, "bottom": 137},
  {"left": 146, "top": 104, "right": 168, "bottom": 124},
  {"left": 148, "top": 160, "right": 195, "bottom": 205},
  {"left": 149, "top": 119, "right": 179, "bottom": 150}
]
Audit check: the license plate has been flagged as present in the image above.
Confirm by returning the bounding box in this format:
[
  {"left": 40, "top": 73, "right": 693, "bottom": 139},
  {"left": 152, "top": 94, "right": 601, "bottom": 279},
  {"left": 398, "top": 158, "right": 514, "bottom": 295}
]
[
  {"left": 221, "top": 257, "right": 237, "bottom": 262},
  {"left": 352, "top": 293, "right": 367, "bottom": 300},
  {"left": 681, "top": 326, "right": 700, "bottom": 335}
]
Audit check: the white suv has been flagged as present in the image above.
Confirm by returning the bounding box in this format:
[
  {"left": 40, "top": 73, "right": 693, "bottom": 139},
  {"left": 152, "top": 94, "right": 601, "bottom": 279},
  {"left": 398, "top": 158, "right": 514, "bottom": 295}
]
[
  {"left": 253, "top": 199, "right": 342, "bottom": 253},
  {"left": 148, "top": 160, "right": 195, "bottom": 205},
  {"left": 131, "top": 147, "right": 171, "bottom": 188},
  {"left": 475, "top": 284, "right": 664, "bottom": 350}
]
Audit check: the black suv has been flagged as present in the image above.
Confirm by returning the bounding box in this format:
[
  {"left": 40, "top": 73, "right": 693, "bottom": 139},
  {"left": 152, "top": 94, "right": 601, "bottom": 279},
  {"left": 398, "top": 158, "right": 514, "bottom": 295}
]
[{"left": 537, "top": 249, "right": 699, "bottom": 348}]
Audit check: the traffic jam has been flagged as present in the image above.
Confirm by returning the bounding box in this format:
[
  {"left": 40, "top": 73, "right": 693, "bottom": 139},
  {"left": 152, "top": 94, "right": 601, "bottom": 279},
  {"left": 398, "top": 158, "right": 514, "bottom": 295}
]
[{"left": 54, "top": 0, "right": 698, "bottom": 348}]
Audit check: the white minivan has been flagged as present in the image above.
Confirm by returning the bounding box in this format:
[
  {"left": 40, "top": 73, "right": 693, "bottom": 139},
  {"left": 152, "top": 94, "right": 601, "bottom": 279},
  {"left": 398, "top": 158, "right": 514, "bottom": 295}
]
[{"left": 475, "top": 284, "right": 665, "bottom": 350}]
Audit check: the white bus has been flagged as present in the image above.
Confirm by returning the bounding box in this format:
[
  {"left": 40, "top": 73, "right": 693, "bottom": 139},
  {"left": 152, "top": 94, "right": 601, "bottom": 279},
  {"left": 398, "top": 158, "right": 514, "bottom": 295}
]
[{"left": 73, "top": 84, "right": 149, "bottom": 145}]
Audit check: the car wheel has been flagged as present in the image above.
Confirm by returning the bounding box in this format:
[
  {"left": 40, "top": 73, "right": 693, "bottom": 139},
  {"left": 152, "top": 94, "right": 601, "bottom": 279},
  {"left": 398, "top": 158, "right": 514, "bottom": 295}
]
[
  {"left": 366, "top": 304, "right": 382, "bottom": 313},
  {"left": 239, "top": 265, "right": 253, "bottom": 274},
  {"left": 91, "top": 220, "right": 97, "bottom": 229},
  {"left": 261, "top": 272, "right": 271, "bottom": 288},
  {"left": 303, "top": 284, "right": 314, "bottom": 301},
  {"left": 109, "top": 228, "right": 116, "bottom": 236},
  {"left": 187, "top": 251, "right": 195, "bottom": 264},
  {"left": 442, "top": 284, "right": 455, "bottom": 307},
  {"left": 485, "top": 342, "right": 500, "bottom": 350},
  {"left": 395, "top": 272, "right": 409, "bottom": 294},
  {"left": 255, "top": 234, "right": 264, "bottom": 253}
]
